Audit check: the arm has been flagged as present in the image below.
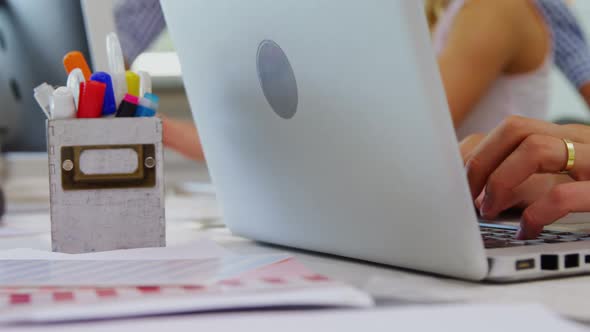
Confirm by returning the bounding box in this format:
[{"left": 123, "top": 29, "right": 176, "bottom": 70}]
[
  {"left": 437, "top": 0, "right": 526, "bottom": 128},
  {"left": 161, "top": 116, "right": 205, "bottom": 162}
]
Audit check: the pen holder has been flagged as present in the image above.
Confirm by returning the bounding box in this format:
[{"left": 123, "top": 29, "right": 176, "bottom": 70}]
[{"left": 47, "top": 117, "right": 166, "bottom": 253}]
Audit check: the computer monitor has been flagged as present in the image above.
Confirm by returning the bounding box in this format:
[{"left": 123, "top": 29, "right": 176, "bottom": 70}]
[{"left": 0, "top": 0, "right": 90, "bottom": 151}]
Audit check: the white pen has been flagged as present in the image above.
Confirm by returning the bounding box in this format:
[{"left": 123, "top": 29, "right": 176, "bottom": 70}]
[
  {"left": 138, "top": 70, "right": 152, "bottom": 97},
  {"left": 66, "top": 68, "right": 85, "bottom": 109},
  {"left": 106, "top": 32, "right": 127, "bottom": 107},
  {"left": 33, "top": 83, "right": 54, "bottom": 119},
  {"left": 51, "top": 87, "right": 76, "bottom": 119}
]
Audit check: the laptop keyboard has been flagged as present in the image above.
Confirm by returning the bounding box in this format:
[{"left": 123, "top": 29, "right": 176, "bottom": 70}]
[{"left": 480, "top": 224, "right": 590, "bottom": 249}]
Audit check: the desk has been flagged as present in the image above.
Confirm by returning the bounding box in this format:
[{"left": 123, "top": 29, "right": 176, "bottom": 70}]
[{"left": 3, "top": 152, "right": 590, "bottom": 326}]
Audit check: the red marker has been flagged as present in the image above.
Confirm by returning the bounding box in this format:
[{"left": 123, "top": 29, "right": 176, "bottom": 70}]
[{"left": 77, "top": 81, "right": 106, "bottom": 118}]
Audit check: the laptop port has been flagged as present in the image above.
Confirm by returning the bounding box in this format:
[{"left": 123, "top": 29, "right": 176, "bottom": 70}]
[
  {"left": 515, "top": 259, "right": 535, "bottom": 271},
  {"left": 541, "top": 255, "right": 559, "bottom": 271},
  {"left": 586, "top": 255, "right": 590, "bottom": 264},
  {"left": 565, "top": 254, "right": 580, "bottom": 269}
]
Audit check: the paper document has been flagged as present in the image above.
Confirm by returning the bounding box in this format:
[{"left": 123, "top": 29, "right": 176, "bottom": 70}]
[
  {"left": 0, "top": 239, "right": 373, "bottom": 323},
  {"left": 0, "top": 238, "right": 230, "bottom": 260},
  {"left": 0, "top": 239, "right": 290, "bottom": 286},
  {"left": 0, "top": 259, "right": 373, "bottom": 324},
  {"left": 0, "top": 255, "right": 290, "bottom": 286},
  {"left": 1, "top": 304, "right": 584, "bottom": 331}
]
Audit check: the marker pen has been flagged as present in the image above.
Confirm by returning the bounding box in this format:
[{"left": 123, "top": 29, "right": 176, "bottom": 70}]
[
  {"left": 106, "top": 33, "right": 127, "bottom": 107},
  {"left": 138, "top": 71, "right": 152, "bottom": 97},
  {"left": 33, "top": 83, "right": 55, "bottom": 119},
  {"left": 66, "top": 68, "right": 85, "bottom": 109},
  {"left": 51, "top": 87, "right": 76, "bottom": 119},
  {"left": 90, "top": 72, "right": 117, "bottom": 116},
  {"left": 63, "top": 51, "right": 92, "bottom": 81},
  {"left": 135, "top": 93, "right": 159, "bottom": 117},
  {"left": 116, "top": 94, "right": 139, "bottom": 117},
  {"left": 125, "top": 71, "right": 140, "bottom": 97},
  {"left": 77, "top": 81, "right": 106, "bottom": 118}
]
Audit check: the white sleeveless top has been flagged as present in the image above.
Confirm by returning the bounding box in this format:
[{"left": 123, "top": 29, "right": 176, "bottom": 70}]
[{"left": 433, "top": 0, "right": 553, "bottom": 140}]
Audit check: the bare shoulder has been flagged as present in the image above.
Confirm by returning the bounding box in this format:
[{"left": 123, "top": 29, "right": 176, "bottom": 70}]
[
  {"left": 447, "top": 0, "right": 532, "bottom": 53},
  {"left": 458, "top": 0, "right": 530, "bottom": 25}
]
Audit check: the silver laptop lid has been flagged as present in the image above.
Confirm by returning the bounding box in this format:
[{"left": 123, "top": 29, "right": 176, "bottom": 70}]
[{"left": 162, "top": 0, "right": 488, "bottom": 280}]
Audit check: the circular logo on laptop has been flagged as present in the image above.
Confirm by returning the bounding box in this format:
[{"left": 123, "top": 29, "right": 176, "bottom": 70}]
[{"left": 256, "top": 40, "right": 299, "bottom": 119}]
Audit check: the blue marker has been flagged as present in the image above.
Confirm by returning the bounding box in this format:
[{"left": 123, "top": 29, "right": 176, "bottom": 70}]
[
  {"left": 90, "top": 72, "right": 117, "bottom": 116},
  {"left": 135, "top": 93, "right": 159, "bottom": 117}
]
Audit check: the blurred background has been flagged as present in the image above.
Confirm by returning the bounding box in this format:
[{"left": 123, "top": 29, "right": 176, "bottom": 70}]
[
  {"left": 127, "top": 1, "right": 590, "bottom": 129},
  {"left": 547, "top": 1, "right": 590, "bottom": 123},
  {"left": 0, "top": 0, "right": 89, "bottom": 152},
  {"left": 1, "top": 0, "right": 590, "bottom": 153}
]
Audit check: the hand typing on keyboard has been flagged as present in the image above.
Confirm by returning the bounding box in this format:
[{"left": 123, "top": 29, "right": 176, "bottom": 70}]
[{"left": 460, "top": 116, "right": 590, "bottom": 240}]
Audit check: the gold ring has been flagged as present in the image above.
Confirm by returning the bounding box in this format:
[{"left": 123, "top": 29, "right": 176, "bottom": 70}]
[{"left": 561, "top": 138, "right": 576, "bottom": 174}]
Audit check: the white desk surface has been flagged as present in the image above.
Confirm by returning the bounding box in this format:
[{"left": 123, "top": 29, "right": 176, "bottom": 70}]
[{"left": 3, "top": 152, "right": 590, "bottom": 327}]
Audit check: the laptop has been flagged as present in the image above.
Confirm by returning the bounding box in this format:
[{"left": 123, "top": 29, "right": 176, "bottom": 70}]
[{"left": 161, "top": 0, "right": 590, "bottom": 281}]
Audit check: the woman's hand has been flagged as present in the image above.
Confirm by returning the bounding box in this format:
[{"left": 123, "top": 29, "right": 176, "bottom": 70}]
[
  {"left": 460, "top": 134, "right": 568, "bottom": 212},
  {"left": 462, "top": 116, "right": 590, "bottom": 239},
  {"left": 160, "top": 115, "right": 205, "bottom": 161}
]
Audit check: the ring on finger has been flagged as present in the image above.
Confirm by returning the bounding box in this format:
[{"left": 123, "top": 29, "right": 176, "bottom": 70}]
[{"left": 560, "top": 138, "right": 576, "bottom": 174}]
